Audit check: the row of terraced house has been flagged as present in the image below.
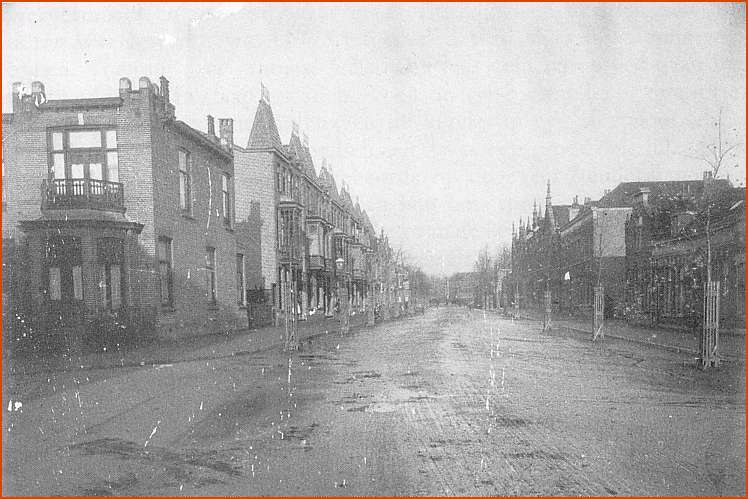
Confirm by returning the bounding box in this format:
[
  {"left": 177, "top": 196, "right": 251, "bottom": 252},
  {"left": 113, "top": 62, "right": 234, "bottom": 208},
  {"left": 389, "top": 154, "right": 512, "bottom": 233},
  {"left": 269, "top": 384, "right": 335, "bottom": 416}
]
[
  {"left": 2, "top": 76, "right": 410, "bottom": 348},
  {"left": 508, "top": 178, "right": 745, "bottom": 329}
]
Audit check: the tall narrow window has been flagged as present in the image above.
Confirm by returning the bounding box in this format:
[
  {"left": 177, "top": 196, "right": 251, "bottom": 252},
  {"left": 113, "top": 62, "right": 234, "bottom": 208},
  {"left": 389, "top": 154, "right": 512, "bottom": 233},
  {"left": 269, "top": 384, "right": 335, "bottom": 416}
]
[
  {"left": 222, "top": 173, "right": 231, "bottom": 226},
  {"left": 98, "top": 238, "right": 124, "bottom": 310},
  {"left": 237, "top": 253, "right": 246, "bottom": 306},
  {"left": 178, "top": 149, "right": 191, "bottom": 213},
  {"left": 45, "top": 236, "right": 83, "bottom": 302},
  {"left": 206, "top": 247, "right": 217, "bottom": 305},
  {"left": 158, "top": 237, "right": 173, "bottom": 307}
]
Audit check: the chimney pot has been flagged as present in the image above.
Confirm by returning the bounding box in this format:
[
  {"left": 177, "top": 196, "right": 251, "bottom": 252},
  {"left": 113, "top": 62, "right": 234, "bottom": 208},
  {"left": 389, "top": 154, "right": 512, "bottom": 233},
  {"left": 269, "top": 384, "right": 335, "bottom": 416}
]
[
  {"left": 207, "top": 115, "right": 215, "bottom": 136},
  {"left": 634, "top": 187, "right": 650, "bottom": 207},
  {"left": 218, "top": 118, "right": 234, "bottom": 147},
  {"left": 159, "top": 76, "right": 170, "bottom": 103},
  {"left": 119, "top": 77, "right": 132, "bottom": 93},
  {"left": 11, "top": 82, "right": 23, "bottom": 112},
  {"left": 31, "top": 81, "right": 45, "bottom": 95}
]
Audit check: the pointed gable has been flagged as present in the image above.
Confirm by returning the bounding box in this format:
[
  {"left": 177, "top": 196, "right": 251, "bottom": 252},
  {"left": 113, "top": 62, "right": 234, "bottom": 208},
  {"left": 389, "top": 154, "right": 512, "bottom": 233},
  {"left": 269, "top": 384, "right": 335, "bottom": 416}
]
[
  {"left": 286, "top": 131, "right": 305, "bottom": 163},
  {"left": 301, "top": 144, "right": 317, "bottom": 179},
  {"left": 247, "top": 99, "right": 283, "bottom": 152}
]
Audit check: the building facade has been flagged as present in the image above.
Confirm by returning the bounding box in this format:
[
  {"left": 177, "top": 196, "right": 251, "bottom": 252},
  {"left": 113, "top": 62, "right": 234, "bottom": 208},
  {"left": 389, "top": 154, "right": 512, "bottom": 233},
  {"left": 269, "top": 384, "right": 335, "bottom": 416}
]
[
  {"left": 232, "top": 87, "right": 393, "bottom": 325},
  {"left": 3, "top": 76, "right": 249, "bottom": 345},
  {"left": 623, "top": 178, "right": 744, "bottom": 328},
  {"left": 510, "top": 176, "right": 745, "bottom": 326}
]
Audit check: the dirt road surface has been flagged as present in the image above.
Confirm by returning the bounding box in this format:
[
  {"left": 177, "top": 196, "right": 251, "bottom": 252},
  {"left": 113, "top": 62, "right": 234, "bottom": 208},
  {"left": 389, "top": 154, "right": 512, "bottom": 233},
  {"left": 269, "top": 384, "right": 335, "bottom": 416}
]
[{"left": 3, "top": 306, "right": 744, "bottom": 495}]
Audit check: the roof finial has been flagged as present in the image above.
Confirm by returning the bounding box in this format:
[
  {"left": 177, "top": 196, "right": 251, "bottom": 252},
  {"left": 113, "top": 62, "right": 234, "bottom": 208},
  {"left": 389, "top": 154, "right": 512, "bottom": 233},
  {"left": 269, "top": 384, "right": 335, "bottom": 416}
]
[
  {"left": 302, "top": 132, "right": 309, "bottom": 148},
  {"left": 291, "top": 121, "right": 300, "bottom": 136},
  {"left": 260, "top": 82, "right": 270, "bottom": 104}
]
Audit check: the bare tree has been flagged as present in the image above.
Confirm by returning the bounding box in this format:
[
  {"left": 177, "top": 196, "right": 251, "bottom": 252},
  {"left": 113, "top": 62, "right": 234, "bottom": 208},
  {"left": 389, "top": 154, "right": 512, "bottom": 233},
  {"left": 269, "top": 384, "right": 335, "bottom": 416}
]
[
  {"left": 691, "top": 111, "right": 741, "bottom": 368},
  {"left": 698, "top": 110, "right": 740, "bottom": 285}
]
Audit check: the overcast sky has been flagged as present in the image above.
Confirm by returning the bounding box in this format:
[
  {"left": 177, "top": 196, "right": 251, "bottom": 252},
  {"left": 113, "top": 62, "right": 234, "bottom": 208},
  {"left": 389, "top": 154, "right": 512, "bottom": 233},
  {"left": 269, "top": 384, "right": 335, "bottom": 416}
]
[{"left": 3, "top": 3, "right": 745, "bottom": 276}]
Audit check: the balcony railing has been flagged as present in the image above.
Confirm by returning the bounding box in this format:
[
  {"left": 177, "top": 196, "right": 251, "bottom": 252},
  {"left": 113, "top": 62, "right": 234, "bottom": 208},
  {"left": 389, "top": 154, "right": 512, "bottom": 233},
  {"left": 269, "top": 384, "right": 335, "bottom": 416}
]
[
  {"left": 308, "top": 255, "right": 324, "bottom": 270},
  {"left": 278, "top": 246, "right": 302, "bottom": 264},
  {"left": 42, "top": 178, "right": 125, "bottom": 212}
]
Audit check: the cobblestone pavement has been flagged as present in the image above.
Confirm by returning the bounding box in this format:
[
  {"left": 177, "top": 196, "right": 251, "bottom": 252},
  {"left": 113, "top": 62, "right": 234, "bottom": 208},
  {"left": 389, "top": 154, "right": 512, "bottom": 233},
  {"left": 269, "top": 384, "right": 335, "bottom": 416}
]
[{"left": 3, "top": 306, "right": 744, "bottom": 495}]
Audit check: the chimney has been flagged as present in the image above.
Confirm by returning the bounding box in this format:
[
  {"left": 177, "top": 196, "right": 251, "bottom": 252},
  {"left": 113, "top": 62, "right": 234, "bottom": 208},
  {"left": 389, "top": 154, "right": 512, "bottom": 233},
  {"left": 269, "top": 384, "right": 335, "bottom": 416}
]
[
  {"left": 218, "top": 118, "right": 234, "bottom": 147},
  {"left": 207, "top": 115, "right": 215, "bottom": 136},
  {"left": 119, "top": 77, "right": 132, "bottom": 95},
  {"left": 633, "top": 187, "right": 650, "bottom": 207},
  {"left": 31, "top": 81, "right": 46, "bottom": 106},
  {"left": 584, "top": 196, "right": 592, "bottom": 206},
  {"left": 159, "top": 76, "right": 170, "bottom": 104},
  {"left": 11, "top": 82, "right": 23, "bottom": 113},
  {"left": 138, "top": 76, "right": 151, "bottom": 91},
  {"left": 703, "top": 170, "right": 714, "bottom": 182},
  {"left": 572, "top": 195, "right": 579, "bottom": 207}
]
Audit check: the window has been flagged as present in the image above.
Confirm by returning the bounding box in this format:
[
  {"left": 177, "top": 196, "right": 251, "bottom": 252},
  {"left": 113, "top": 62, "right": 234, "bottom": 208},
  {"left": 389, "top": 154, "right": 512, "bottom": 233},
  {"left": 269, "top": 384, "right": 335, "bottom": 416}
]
[
  {"left": 158, "top": 237, "right": 173, "bottom": 307},
  {"left": 178, "top": 149, "right": 191, "bottom": 213},
  {"left": 45, "top": 236, "right": 83, "bottom": 302},
  {"left": 222, "top": 173, "right": 231, "bottom": 226},
  {"left": 206, "top": 247, "right": 217, "bottom": 304},
  {"left": 48, "top": 128, "right": 119, "bottom": 186},
  {"left": 237, "top": 253, "right": 246, "bottom": 306},
  {"left": 98, "top": 238, "right": 124, "bottom": 310}
]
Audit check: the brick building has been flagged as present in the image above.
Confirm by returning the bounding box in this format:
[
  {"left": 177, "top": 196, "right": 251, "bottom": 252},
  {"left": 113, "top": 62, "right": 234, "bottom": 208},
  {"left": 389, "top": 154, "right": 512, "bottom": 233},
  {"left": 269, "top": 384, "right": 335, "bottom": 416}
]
[
  {"left": 511, "top": 181, "right": 648, "bottom": 317},
  {"left": 232, "top": 86, "right": 389, "bottom": 324},
  {"left": 510, "top": 176, "right": 746, "bottom": 325},
  {"left": 3, "top": 76, "right": 249, "bottom": 345},
  {"left": 623, "top": 178, "right": 744, "bottom": 328}
]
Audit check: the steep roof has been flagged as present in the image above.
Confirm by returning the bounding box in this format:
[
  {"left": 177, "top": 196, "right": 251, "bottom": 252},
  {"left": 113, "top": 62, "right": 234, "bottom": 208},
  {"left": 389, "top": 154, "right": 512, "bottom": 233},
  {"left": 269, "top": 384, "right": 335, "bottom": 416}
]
[
  {"left": 301, "top": 144, "right": 317, "bottom": 179},
  {"left": 362, "top": 209, "right": 375, "bottom": 233},
  {"left": 340, "top": 186, "right": 355, "bottom": 213},
  {"left": 247, "top": 99, "right": 283, "bottom": 153},
  {"left": 286, "top": 132, "right": 305, "bottom": 164},
  {"left": 597, "top": 180, "right": 731, "bottom": 208}
]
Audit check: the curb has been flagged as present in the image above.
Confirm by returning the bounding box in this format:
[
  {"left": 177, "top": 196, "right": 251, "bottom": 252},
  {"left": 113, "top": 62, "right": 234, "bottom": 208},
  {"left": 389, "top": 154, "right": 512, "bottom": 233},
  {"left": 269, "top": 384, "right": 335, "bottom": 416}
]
[
  {"left": 517, "top": 314, "right": 742, "bottom": 364},
  {"left": 8, "top": 314, "right": 399, "bottom": 375}
]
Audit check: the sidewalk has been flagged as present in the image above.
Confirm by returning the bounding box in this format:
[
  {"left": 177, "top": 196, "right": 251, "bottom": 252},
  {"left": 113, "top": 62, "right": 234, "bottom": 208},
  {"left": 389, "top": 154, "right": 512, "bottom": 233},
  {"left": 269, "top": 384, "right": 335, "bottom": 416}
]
[
  {"left": 513, "top": 309, "right": 745, "bottom": 363},
  {"left": 5, "top": 312, "right": 371, "bottom": 376}
]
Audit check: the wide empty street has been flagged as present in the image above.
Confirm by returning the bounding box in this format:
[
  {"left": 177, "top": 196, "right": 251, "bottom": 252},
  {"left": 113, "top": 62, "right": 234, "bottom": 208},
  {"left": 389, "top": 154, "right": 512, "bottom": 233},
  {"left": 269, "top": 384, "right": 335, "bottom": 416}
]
[{"left": 4, "top": 307, "right": 745, "bottom": 496}]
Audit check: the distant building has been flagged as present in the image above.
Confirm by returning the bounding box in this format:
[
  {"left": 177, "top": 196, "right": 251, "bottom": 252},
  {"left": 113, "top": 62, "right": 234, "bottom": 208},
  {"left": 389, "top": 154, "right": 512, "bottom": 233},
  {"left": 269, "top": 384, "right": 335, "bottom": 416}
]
[
  {"left": 231, "top": 86, "right": 385, "bottom": 324},
  {"left": 509, "top": 178, "right": 744, "bottom": 320},
  {"left": 448, "top": 272, "right": 477, "bottom": 305}
]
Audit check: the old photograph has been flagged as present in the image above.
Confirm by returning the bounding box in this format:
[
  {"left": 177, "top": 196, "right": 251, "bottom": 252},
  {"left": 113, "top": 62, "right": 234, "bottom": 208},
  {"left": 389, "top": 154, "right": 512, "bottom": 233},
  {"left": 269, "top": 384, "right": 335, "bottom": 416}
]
[{"left": 1, "top": 2, "right": 745, "bottom": 496}]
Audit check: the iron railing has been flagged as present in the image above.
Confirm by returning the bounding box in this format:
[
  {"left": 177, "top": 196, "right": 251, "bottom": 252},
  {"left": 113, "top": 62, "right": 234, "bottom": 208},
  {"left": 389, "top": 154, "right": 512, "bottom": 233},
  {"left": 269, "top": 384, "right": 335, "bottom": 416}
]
[{"left": 42, "top": 178, "right": 125, "bottom": 212}]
